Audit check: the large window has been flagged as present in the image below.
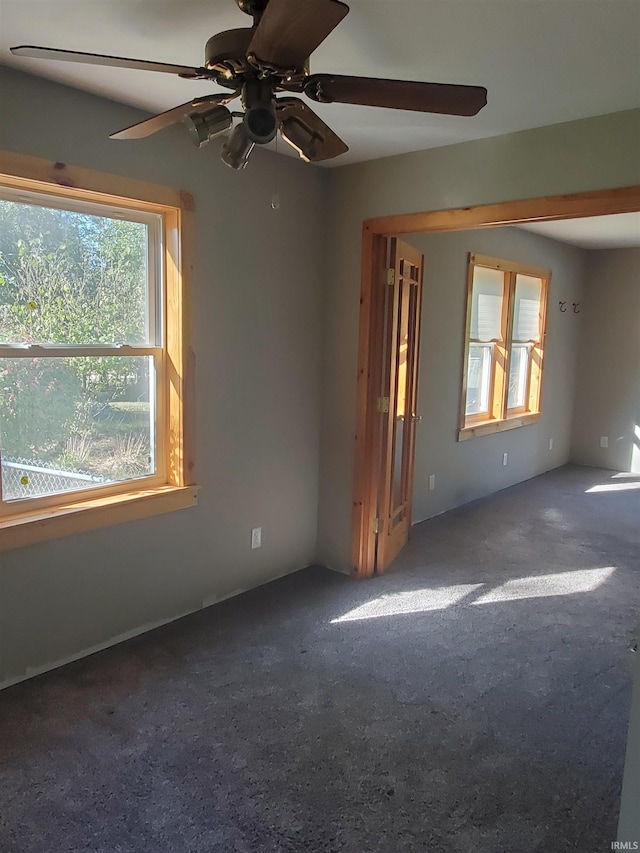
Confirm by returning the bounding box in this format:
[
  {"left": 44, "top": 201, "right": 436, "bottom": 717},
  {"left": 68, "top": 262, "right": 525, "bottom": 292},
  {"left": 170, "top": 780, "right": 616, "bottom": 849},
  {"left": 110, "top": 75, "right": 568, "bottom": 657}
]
[
  {"left": 0, "top": 153, "right": 196, "bottom": 549},
  {"left": 459, "top": 253, "right": 550, "bottom": 440}
]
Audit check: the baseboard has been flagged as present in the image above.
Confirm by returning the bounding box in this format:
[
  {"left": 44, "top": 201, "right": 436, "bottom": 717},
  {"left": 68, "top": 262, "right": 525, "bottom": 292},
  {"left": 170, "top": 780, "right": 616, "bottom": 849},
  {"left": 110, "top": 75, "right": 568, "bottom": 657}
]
[{"left": 0, "top": 562, "right": 314, "bottom": 692}]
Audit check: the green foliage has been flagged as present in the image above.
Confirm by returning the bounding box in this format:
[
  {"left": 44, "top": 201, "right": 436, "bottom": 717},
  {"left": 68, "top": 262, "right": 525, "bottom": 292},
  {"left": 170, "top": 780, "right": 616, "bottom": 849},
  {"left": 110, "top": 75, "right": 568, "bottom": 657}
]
[
  {"left": 0, "top": 358, "right": 80, "bottom": 460},
  {"left": 0, "top": 199, "right": 153, "bottom": 477},
  {"left": 0, "top": 205, "right": 147, "bottom": 348}
]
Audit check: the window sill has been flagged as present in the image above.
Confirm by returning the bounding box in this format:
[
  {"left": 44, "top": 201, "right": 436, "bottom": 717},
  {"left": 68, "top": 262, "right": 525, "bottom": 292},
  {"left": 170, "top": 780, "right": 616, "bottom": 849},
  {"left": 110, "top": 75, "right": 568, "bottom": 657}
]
[
  {"left": 458, "top": 412, "right": 540, "bottom": 441},
  {"left": 0, "top": 484, "right": 199, "bottom": 552}
]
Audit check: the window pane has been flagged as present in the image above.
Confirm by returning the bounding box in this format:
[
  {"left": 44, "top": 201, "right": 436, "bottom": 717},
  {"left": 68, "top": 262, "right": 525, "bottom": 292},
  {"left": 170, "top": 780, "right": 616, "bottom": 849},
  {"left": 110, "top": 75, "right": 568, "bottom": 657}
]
[
  {"left": 470, "top": 267, "right": 504, "bottom": 341},
  {"left": 507, "top": 344, "right": 530, "bottom": 409},
  {"left": 0, "top": 356, "right": 155, "bottom": 501},
  {"left": 465, "top": 343, "right": 493, "bottom": 416},
  {"left": 513, "top": 274, "right": 542, "bottom": 342},
  {"left": 0, "top": 197, "right": 155, "bottom": 345}
]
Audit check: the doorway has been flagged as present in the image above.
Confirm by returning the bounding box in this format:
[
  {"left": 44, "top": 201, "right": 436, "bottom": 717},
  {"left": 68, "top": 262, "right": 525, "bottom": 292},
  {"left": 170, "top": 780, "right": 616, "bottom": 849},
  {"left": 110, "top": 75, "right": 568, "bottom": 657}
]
[{"left": 351, "top": 186, "right": 640, "bottom": 578}]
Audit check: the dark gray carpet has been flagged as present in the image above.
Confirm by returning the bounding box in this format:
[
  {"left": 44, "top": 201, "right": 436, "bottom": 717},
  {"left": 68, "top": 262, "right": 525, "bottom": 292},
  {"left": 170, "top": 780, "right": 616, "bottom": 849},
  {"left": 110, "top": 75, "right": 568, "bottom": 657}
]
[{"left": 1, "top": 465, "right": 639, "bottom": 853}]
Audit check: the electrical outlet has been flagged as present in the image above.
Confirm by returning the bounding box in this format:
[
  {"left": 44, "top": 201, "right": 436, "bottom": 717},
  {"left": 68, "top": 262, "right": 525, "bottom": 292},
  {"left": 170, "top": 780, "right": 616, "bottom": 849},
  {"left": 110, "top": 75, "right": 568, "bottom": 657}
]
[
  {"left": 428, "top": 474, "right": 436, "bottom": 491},
  {"left": 600, "top": 436, "right": 609, "bottom": 448},
  {"left": 502, "top": 452, "right": 508, "bottom": 466},
  {"left": 251, "top": 527, "right": 262, "bottom": 549},
  {"left": 549, "top": 438, "right": 554, "bottom": 450}
]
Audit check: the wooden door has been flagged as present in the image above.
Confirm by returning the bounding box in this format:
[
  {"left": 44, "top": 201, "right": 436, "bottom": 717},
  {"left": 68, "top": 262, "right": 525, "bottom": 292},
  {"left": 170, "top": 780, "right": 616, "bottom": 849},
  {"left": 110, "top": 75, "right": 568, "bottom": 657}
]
[{"left": 375, "top": 238, "right": 424, "bottom": 572}]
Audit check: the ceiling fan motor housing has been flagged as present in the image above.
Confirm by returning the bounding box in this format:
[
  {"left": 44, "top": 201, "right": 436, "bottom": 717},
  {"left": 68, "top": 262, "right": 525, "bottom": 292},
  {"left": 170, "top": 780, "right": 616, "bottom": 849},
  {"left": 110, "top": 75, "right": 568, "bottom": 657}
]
[{"left": 204, "top": 29, "right": 254, "bottom": 85}]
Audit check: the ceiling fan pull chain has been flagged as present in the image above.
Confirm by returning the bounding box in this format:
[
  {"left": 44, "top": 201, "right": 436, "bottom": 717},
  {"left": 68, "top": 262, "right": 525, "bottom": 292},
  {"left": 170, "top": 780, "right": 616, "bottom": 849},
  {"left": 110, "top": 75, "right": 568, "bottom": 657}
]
[{"left": 271, "top": 132, "right": 280, "bottom": 210}]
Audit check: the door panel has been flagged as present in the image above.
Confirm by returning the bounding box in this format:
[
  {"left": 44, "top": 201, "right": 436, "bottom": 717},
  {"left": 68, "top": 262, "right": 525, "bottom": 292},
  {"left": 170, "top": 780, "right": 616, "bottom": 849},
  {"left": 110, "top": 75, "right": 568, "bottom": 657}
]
[{"left": 376, "top": 239, "right": 423, "bottom": 572}]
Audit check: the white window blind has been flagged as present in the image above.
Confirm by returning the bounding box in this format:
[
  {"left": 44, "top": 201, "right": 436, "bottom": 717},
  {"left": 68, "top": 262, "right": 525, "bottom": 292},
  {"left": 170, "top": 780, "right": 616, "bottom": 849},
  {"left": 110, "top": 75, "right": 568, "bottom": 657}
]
[
  {"left": 470, "top": 266, "right": 504, "bottom": 341},
  {"left": 513, "top": 274, "right": 542, "bottom": 342}
]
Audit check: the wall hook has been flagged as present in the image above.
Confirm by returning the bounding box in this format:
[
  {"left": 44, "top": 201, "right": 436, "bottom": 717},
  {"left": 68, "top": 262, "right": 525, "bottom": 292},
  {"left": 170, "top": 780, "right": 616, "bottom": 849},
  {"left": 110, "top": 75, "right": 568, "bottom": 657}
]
[
  {"left": 572, "top": 302, "right": 580, "bottom": 314},
  {"left": 559, "top": 301, "right": 567, "bottom": 312}
]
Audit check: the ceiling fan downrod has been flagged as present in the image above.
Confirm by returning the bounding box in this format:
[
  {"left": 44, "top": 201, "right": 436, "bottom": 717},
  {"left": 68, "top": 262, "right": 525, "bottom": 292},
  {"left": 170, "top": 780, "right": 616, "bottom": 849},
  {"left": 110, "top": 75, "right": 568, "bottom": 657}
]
[{"left": 234, "top": 0, "right": 269, "bottom": 23}]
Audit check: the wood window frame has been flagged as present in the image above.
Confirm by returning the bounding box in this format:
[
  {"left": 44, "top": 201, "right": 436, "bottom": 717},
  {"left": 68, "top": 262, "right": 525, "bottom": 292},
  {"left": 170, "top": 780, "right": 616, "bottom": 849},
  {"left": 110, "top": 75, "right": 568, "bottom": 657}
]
[
  {"left": 458, "top": 253, "right": 550, "bottom": 441},
  {"left": 0, "top": 151, "right": 197, "bottom": 551},
  {"left": 352, "top": 185, "right": 640, "bottom": 578}
]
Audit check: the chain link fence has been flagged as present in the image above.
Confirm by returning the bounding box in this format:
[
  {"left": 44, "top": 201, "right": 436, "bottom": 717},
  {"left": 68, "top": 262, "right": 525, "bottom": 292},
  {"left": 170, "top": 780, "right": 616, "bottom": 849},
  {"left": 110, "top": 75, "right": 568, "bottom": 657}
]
[{"left": 2, "top": 457, "right": 108, "bottom": 500}]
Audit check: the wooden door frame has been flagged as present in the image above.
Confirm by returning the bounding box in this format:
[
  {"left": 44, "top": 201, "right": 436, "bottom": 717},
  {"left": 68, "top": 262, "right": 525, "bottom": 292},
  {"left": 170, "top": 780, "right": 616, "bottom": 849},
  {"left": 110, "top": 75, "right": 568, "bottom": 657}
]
[{"left": 352, "top": 185, "right": 640, "bottom": 579}]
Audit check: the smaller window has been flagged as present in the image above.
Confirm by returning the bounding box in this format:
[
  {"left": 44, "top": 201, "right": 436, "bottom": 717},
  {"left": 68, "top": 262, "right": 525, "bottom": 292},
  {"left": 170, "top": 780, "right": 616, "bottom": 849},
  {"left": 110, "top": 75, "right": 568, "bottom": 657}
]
[{"left": 459, "top": 254, "right": 550, "bottom": 440}]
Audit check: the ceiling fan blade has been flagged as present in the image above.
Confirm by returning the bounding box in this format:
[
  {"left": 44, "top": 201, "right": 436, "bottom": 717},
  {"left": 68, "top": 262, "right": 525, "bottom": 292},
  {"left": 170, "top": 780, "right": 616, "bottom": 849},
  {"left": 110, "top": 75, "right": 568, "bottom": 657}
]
[
  {"left": 276, "top": 97, "right": 348, "bottom": 162},
  {"left": 247, "top": 0, "right": 349, "bottom": 73},
  {"left": 10, "top": 45, "right": 206, "bottom": 78},
  {"left": 110, "top": 94, "right": 236, "bottom": 140},
  {"left": 304, "top": 74, "right": 488, "bottom": 116}
]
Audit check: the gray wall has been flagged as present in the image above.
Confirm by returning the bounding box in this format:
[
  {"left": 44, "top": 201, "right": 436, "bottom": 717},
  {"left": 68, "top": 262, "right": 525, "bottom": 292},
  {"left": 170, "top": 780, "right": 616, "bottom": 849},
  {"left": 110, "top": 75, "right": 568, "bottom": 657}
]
[
  {"left": 0, "top": 67, "right": 329, "bottom": 687},
  {"left": 1, "top": 65, "right": 639, "bottom": 686},
  {"left": 407, "top": 227, "right": 585, "bottom": 523},
  {"left": 571, "top": 248, "right": 640, "bottom": 473},
  {"left": 319, "top": 108, "right": 640, "bottom": 573}
]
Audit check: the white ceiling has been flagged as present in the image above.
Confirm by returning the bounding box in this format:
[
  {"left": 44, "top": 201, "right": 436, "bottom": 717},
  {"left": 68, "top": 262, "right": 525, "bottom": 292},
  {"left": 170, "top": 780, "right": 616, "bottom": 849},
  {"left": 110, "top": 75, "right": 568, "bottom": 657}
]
[
  {"left": 1, "top": 0, "right": 639, "bottom": 166},
  {"left": 517, "top": 213, "right": 640, "bottom": 250}
]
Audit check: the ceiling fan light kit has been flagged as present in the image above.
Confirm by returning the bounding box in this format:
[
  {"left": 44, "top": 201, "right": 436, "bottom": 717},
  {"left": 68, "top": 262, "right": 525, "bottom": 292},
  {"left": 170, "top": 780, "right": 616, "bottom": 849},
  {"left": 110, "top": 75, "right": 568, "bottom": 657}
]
[
  {"left": 279, "top": 117, "right": 318, "bottom": 163},
  {"left": 10, "top": 0, "right": 487, "bottom": 171},
  {"left": 241, "top": 78, "right": 278, "bottom": 144},
  {"left": 221, "top": 124, "right": 256, "bottom": 170},
  {"left": 185, "top": 106, "right": 233, "bottom": 148}
]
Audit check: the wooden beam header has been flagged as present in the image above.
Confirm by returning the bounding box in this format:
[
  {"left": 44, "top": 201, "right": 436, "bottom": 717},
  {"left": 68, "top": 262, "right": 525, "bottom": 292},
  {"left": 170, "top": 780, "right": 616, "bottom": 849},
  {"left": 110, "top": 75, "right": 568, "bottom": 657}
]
[{"left": 364, "top": 186, "right": 640, "bottom": 236}]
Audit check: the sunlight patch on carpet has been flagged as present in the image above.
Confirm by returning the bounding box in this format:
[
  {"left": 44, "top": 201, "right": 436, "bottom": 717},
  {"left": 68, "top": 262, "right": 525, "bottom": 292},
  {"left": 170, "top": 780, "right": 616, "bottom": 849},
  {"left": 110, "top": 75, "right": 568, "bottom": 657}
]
[
  {"left": 332, "top": 568, "right": 616, "bottom": 622},
  {"left": 471, "top": 566, "right": 616, "bottom": 605}
]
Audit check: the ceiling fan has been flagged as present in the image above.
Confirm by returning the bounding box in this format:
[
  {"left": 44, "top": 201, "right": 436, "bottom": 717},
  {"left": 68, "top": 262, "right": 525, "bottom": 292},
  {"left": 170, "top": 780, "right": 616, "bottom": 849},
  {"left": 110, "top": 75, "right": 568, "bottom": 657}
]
[{"left": 11, "top": 0, "right": 488, "bottom": 170}]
